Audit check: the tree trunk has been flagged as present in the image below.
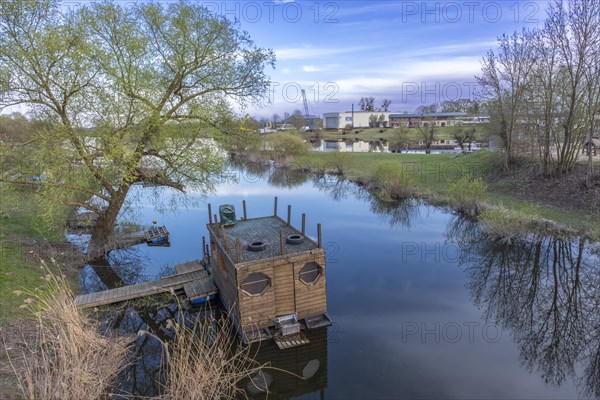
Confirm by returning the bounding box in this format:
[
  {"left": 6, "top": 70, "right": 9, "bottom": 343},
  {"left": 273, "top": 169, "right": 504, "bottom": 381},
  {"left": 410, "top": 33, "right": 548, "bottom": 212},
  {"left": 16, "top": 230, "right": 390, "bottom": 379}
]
[
  {"left": 587, "top": 133, "right": 594, "bottom": 189},
  {"left": 88, "top": 185, "right": 130, "bottom": 259}
]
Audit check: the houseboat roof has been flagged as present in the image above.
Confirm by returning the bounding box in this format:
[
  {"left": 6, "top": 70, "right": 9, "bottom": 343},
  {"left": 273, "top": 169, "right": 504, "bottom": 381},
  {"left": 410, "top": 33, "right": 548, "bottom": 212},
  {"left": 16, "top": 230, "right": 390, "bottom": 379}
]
[{"left": 208, "top": 216, "right": 320, "bottom": 264}]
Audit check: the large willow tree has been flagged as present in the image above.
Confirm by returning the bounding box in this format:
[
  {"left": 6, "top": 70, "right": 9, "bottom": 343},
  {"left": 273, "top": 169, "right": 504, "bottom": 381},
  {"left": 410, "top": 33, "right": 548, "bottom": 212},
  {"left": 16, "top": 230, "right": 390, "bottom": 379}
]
[{"left": 0, "top": 0, "right": 274, "bottom": 256}]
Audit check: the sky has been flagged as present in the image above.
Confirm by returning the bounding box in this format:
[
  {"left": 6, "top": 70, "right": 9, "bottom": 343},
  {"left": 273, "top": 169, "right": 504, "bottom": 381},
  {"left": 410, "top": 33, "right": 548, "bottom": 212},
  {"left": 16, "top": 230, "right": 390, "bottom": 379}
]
[
  {"left": 227, "top": 0, "right": 547, "bottom": 118},
  {"left": 3, "top": 0, "right": 548, "bottom": 119}
]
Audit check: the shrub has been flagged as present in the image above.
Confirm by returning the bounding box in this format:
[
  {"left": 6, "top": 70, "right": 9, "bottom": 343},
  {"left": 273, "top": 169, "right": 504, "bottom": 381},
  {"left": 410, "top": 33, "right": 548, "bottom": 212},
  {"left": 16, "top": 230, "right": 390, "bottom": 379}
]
[
  {"left": 447, "top": 175, "right": 487, "bottom": 216},
  {"left": 263, "top": 133, "right": 308, "bottom": 165},
  {"left": 370, "top": 160, "right": 417, "bottom": 200},
  {"left": 479, "top": 204, "right": 565, "bottom": 241},
  {"left": 157, "top": 314, "right": 266, "bottom": 400},
  {"left": 12, "top": 262, "right": 130, "bottom": 399}
]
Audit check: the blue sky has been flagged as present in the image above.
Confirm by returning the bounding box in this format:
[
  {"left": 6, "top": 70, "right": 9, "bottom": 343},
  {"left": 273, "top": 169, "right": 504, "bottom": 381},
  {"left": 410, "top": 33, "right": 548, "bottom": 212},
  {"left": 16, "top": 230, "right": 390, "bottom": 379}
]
[
  {"left": 232, "top": 0, "right": 547, "bottom": 117},
  {"left": 4, "top": 1, "right": 547, "bottom": 119}
]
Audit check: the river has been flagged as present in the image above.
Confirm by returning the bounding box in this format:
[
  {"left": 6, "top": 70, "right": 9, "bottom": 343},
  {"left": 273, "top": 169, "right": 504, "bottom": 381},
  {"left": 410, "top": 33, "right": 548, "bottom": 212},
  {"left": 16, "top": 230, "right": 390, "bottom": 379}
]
[{"left": 77, "top": 165, "right": 599, "bottom": 399}]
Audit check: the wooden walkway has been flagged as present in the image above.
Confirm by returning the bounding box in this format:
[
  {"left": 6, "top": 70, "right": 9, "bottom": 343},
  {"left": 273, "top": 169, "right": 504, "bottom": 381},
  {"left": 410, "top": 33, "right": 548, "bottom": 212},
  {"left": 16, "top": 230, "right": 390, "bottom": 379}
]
[
  {"left": 75, "top": 260, "right": 216, "bottom": 309},
  {"left": 273, "top": 332, "right": 311, "bottom": 349}
]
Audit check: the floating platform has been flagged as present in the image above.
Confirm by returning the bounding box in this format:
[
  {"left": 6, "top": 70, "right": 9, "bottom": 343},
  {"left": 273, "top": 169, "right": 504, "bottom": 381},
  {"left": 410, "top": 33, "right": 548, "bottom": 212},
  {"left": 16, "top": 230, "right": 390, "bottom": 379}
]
[
  {"left": 75, "top": 260, "right": 216, "bottom": 309},
  {"left": 145, "top": 225, "right": 170, "bottom": 246}
]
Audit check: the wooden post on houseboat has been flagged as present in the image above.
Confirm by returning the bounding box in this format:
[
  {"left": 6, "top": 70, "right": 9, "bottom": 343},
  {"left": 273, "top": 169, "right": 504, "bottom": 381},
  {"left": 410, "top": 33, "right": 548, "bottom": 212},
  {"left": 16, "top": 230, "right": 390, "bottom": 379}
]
[
  {"left": 274, "top": 196, "right": 278, "bottom": 217},
  {"left": 221, "top": 224, "right": 228, "bottom": 250},
  {"left": 317, "top": 223, "right": 322, "bottom": 248},
  {"left": 242, "top": 200, "right": 247, "bottom": 220},
  {"left": 301, "top": 213, "right": 306, "bottom": 236},
  {"left": 287, "top": 205, "right": 291, "bottom": 226}
]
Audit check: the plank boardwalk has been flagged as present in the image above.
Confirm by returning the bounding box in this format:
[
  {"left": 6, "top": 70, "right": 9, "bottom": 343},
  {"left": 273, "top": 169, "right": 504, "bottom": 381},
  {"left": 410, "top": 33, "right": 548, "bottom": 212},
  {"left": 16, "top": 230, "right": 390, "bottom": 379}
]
[
  {"left": 75, "top": 260, "right": 216, "bottom": 309},
  {"left": 273, "top": 332, "right": 311, "bottom": 349}
]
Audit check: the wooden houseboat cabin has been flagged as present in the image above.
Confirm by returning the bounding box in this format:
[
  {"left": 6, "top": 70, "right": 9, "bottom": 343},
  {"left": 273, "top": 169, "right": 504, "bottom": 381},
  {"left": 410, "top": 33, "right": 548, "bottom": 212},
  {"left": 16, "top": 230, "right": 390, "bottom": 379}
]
[{"left": 206, "top": 199, "right": 331, "bottom": 344}]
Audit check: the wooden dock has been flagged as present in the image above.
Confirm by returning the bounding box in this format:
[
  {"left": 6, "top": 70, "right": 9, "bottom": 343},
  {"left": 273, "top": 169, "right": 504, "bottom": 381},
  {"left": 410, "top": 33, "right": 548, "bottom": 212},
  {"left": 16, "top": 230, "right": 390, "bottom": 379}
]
[{"left": 75, "top": 260, "right": 216, "bottom": 309}]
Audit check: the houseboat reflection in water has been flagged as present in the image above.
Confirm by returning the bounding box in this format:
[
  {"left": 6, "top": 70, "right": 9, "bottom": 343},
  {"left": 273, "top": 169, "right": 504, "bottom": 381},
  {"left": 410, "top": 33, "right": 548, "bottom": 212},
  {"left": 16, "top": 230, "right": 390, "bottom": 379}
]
[{"left": 244, "top": 327, "right": 329, "bottom": 399}]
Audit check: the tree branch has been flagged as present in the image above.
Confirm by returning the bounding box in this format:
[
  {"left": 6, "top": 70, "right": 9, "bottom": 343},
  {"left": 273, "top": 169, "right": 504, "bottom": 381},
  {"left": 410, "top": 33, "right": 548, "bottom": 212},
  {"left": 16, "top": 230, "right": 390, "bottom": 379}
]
[{"left": 0, "top": 178, "right": 111, "bottom": 202}]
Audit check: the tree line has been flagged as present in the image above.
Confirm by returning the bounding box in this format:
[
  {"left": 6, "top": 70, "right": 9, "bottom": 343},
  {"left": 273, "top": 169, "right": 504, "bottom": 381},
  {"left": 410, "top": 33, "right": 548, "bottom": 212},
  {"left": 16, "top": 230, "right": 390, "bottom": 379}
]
[{"left": 478, "top": 0, "right": 599, "bottom": 187}]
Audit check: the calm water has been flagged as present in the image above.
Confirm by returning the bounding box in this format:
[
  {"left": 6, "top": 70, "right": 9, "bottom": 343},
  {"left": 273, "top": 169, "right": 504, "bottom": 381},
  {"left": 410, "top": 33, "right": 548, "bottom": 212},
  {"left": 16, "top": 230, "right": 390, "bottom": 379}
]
[
  {"left": 309, "top": 139, "right": 481, "bottom": 154},
  {"left": 79, "top": 165, "right": 599, "bottom": 399}
]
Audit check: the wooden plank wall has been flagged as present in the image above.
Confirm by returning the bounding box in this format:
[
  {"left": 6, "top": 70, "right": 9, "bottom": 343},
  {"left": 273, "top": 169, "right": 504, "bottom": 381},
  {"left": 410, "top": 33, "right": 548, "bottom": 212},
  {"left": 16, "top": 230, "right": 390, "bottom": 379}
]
[
  {"left": 294, "top": 252, "right": 327, "bottom": 320},
  {"left": 237, "top": 262, "right": 276, "bottom": 328},
  {"left": 237, "top": 249, "right": 327, "bottom": 330},
  {"left": 208, "top": 227, "right": 240, "bottom": 325}
]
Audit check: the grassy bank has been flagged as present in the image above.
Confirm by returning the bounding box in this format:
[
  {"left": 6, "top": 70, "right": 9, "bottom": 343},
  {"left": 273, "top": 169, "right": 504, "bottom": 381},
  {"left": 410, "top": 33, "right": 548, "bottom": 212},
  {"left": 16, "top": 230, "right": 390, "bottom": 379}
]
[
  {"left": 0, "top": 190, "right": 70, "bottom": 325},
  {"left": 293, "top": 150, "right": 599, "bottom": 240}
]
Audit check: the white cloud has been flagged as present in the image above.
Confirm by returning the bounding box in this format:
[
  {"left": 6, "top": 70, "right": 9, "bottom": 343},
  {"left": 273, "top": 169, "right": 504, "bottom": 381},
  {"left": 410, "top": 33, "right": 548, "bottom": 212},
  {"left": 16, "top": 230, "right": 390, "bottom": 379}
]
[
  {"left": 275, "top": 45, "right": 373, "bottom": 60},
  {"left": 302, "top": 65, "right": 319, "bottom": 72},
  {"left": 301, "top": 63, "right": 341, "bottom": 73}
]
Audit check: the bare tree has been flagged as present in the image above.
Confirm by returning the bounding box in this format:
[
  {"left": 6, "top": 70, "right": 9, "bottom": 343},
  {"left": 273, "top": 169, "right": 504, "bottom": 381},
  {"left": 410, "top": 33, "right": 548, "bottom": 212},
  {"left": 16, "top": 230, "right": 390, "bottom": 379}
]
[
  {"left": 271, "top": 113, "right": 280, "bottom": 129},
  {"left": 415, "top": 103, "right": 439, "bottom": 114},
  {"left": 416, "top": 122, "right": 436, "bottom": 154},
  {"left": 545, "top": 0, "right": 600, "bottom": 174},
  {"left": 359, "top": 97, "right": 375, "bottom": 112},
  {"left": 529, "top": 29, "right": 560, "bottom": 176},
  {"left": 452, "top": 125, "right": 476, "bottom": 154},
  {"left": 290, "top": 109, "right": 306, "bottom": 129},
  {"left": 477, "top": 29, "right": 537, "bottom": 172},
  {"left": 381, "top": 99, "right": 392, "bottom": 112}
]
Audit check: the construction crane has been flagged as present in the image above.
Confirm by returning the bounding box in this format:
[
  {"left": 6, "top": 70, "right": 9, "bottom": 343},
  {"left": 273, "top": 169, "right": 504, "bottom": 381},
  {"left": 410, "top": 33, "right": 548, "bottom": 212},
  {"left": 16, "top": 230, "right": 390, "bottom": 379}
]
[{"left": 301, "top": 89, "right": 314, "bottom": 132}]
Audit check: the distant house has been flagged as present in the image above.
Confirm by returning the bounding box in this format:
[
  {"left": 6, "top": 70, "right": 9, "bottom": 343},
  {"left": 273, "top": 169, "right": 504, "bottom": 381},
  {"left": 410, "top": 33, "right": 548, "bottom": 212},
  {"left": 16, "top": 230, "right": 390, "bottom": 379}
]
[{"left": 582, "top": 138, "right": 600, "bottom": 156}]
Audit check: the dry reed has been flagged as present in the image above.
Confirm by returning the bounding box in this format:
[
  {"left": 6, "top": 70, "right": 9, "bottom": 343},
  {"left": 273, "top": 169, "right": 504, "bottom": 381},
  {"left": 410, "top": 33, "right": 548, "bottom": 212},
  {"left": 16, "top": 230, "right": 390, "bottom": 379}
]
[
  {"left": 9, "top": 260, "right": 131, "bottom": 399},
  {"left": 156, "top": 313, "right": 269, "bottom": 400}
]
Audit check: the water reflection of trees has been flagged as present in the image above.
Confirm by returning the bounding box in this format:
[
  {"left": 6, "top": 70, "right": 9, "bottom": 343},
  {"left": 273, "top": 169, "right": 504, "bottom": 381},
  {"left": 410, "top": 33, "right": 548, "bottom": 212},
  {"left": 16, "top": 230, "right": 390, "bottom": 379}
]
[
  {"left": 98, "top": 303, "right": 329, "bottom": 398},
  {"left": 100, "top": 304, "right": 217, "bottom": 397},
  {"left": 267, "top": 167, "right": 310, "bottom": 188},
  {"left": 355, "top": 186, "right": 420, "bottom": 229},
  {"left": 311, "top": 173, "right": 421, "bottom": 229},
  {"left": 447, "top": 216, "right": 600, "bottom": 397}
]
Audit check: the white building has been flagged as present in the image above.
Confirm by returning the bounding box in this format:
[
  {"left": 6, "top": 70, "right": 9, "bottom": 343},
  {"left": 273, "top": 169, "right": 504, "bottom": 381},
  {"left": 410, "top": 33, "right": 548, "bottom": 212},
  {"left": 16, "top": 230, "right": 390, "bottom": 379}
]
[{"left": 323, "top": 111, "right": 394, "bottom": 129}]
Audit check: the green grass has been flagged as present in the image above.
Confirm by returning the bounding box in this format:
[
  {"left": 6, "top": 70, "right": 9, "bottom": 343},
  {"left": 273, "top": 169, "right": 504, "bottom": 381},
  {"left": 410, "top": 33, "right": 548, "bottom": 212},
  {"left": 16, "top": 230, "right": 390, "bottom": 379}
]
[
  {"left": 0, "top": 190, "right": 67, "bottom": 325},
  {"left": 293, "top": 150, "right": 599, "bottom": 240},
  {"left": 481, "top": 192, "right": 599, "bottom": 239},
  {"left": 295, "top": 150, "right": 498, "bottom": 192}
]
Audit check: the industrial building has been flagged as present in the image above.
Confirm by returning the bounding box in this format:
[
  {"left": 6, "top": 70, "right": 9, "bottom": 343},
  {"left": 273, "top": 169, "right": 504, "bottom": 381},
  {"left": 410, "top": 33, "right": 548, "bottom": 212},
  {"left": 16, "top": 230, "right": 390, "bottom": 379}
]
[{"left": 323, "top": 111, "right": 487, "bottom": 130}]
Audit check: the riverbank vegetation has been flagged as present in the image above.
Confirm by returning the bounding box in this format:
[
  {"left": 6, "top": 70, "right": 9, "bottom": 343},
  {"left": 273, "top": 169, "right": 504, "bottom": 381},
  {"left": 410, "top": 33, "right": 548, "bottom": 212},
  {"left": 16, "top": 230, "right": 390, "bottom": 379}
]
[
  {"left": 290, "top": 151, "right": 599, "bottom": 240},
  {"left": 0, "top": 190, "right": 75, "bottom": 324},
  {"left": 478, "top": 0, "right": 600, "bottom": 190},
  {"left": 157, "top": 313, "right": 266, "bottom": 400},
  {"left": 10, "top": 263, "right": 130, "bottom": 399}
]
